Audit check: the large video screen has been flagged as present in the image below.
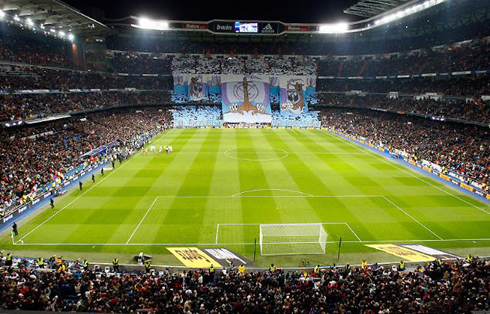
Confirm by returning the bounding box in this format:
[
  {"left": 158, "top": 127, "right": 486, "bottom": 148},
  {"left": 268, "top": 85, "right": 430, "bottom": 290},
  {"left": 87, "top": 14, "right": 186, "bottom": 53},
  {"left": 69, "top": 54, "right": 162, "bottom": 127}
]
[{"left": 235, "top": 22, "right": 258, "bottom": 33}]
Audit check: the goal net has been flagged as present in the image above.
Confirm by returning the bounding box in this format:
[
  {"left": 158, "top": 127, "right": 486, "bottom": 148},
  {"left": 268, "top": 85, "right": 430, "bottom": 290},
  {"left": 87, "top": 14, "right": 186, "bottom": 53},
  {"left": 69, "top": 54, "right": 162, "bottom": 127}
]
[{"left": 259, "top": 223, "right": 328, "bottom": 256}]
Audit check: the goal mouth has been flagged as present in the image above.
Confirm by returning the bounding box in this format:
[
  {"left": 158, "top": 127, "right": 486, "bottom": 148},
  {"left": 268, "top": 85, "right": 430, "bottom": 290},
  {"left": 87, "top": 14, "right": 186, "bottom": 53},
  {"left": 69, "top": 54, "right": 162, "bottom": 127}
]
[{"left": 259, "top": 223, "right": 328, "bottom": 256}]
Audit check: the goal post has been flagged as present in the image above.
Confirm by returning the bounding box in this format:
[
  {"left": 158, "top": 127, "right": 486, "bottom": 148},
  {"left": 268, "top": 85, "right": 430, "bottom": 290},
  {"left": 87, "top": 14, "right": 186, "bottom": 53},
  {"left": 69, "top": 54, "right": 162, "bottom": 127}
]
[{"left": 259, "top": 223, "right": 328, "bottom": 256}]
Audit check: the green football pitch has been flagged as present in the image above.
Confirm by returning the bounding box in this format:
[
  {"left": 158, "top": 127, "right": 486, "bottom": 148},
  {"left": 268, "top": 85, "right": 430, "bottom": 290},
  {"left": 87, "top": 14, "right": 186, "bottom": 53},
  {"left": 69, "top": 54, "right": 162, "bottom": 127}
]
[{"left": 2, "top": 128, "right": 490, "bottom": 266}]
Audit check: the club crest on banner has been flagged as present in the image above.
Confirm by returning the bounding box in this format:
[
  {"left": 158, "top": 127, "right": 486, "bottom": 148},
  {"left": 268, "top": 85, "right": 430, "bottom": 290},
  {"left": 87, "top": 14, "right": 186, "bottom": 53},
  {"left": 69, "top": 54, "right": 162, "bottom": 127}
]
[
  {"left": 279, "top": 76, "right": 314, "bottom": 115},
  {"left": 222, "top": 75, "right": 271, "bottom": 123}
]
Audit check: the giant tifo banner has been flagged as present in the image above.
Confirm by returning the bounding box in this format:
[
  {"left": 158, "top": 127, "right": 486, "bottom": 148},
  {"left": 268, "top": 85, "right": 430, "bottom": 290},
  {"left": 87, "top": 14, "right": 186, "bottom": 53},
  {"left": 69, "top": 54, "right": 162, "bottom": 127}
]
[
  {"left": 173, "top": 75, "right": 210, "bottom": 101},
  {"left": 221, "top": 75, "right": 272, "bottom": 123},
  {"left": 279, "top": 76, "right": 316, "bottom": 115}
]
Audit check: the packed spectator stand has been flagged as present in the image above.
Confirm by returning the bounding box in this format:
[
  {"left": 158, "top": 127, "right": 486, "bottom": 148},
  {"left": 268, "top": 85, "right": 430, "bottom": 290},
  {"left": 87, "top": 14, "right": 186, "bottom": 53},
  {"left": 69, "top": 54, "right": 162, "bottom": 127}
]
[
  {"left": 317, "top": 108, "right": 489, "bottom": 190},
  {"left": 0, "top": 109, "right": 171, "bottom": 214},
  {"left": 316, "top": 94, "right": 490, "bottom": 125},
  {"left": 0, "top": 253, "right": 488, "bottom": 313}
]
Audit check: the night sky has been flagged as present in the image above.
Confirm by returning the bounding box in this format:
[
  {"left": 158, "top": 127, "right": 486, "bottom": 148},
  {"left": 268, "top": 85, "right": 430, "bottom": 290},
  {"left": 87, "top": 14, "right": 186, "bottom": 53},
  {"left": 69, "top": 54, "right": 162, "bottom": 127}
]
[{"left": 64, "top": 0, "right": 360, "bottom": 24}]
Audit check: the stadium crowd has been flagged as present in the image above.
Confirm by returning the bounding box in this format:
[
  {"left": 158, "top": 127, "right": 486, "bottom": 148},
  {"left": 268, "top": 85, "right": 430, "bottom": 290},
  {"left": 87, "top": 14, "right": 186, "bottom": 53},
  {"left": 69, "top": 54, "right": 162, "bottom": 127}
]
[
  {"left": 0, "top": 254, "right": 488, "bottom": 313},
  {"left": 317, "top": 40, "right": 490, "bottom": 77},
  {"left": 316, "top": 75, "right": 490, "bottom": 98},
  {"left": 0, "top": 109, "right": 171, "bottom": 212},
  {"left": 171, "top": 55, "right": 317, "bottom": 76},
  {"left": 0, "top": 35, "right": 74, "bottom": 69},
  {"left": 316, "top": 94, "right": 490, "bottom": 124},
  {"left": 0, "top": 91, "right": 171, "bottom": 122},
  {"left": 108, "top": 52, "right": 172, "bottom": 74},
  {"left": 0, "top": 66, "right": 173, "bottom": 91},
  {"left": 319, "top": 108, "right": 490, "bottom": 189}
]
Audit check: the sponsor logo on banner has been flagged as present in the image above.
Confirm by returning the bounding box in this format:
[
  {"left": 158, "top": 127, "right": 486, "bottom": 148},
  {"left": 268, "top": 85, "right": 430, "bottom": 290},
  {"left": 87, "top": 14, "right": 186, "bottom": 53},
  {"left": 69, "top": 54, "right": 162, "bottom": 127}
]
[
  {"left": 475, "top": 190, "right": 485, "bottom": 197},
  {"left": 286, "top": 25, "right": 310, "bottom": 32},
  {"left": 167, "top": 247, "right": 221, "bottom": 268},
  {"left": 260, "top": 23, "right": 276, "bottom": 34},
  {"left": 3, "top": 215, "right": 13, "bottom": 223},
  {"left": 32, "top": 198, "right": 40, "bottom": 205},
  {"left": 422, "top": 166, "right": 432, "bottom": 173},
  {"left": 401, "top": 245, "right": 460, "bottom": 259},
  {"left": 451, "top": 179, "right": 459, "bottom": 185},
  {"left": 64, "top": 181, "right": 70, "bottom": 187},
  {"left": 366, "top": 244, "right": 435, "bottom": 261},
  {"left": 440, "top": 174, "right": 451, "bottom": 181},
  {"left": 214, "top": 23, "right": 234, "bottom": 33},
  {"left": 44, "top": 192, "right": 51, "bottom": 198},
  {"left": 487, "top": 194, "right": 490, "bottom": 200},
  {"left": 460, "top": 183, "right": 474, "bottom": 192},
  {"left": 18, "top": 206, "right": 28, "bottom": 214},
  {"left": 203, "top": 248, "right": 252, "bottom": 266},
  {"left": 182, "top": 23, "right": 208, "bottom": 30}
]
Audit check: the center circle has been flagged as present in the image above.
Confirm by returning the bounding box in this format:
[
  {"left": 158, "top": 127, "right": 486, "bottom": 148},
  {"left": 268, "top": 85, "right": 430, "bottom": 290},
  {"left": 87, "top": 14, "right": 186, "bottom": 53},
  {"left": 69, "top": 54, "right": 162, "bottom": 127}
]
[{"left": 224, "top": 146, "right": 289, "bottom": 161}]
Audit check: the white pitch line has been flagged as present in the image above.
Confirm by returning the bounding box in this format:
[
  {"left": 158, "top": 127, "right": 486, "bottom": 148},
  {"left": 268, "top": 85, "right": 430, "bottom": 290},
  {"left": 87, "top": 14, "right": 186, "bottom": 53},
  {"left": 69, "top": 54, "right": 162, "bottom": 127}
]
[
  {"left": 344, "top": 222, "right": 362, "bottom": 242},
  {"left": 321, "top": 130, "right": 490, "bottom": 215},
  {"left": 17, "top": 238, "right": 490, "bottom": 246},
  {"left": 154, "top": 195, "right": 384, "bottom": 199},
  {"left": 217, "top": 222, "right": 348, "bottom": 226},
  {"left": 215, "top": 224, "right": 220, "bottom": 245},
  {"left": 16, "top": 130, "right": 172, "bottom": 244},
  {"left": 382, "top": 195, "right": 443, "bottom": 240},
  {"left": 167, "top": 151, "right": 367, "bottom": 155},
  {"left": 17, "top": 155, "right": 132, "bottom": 243},
  {"left": 125, "top": 196, "right": 159, "bottom": 245},
  {"left": 231, "top": 189, "right": 314, "bottom": 197}
]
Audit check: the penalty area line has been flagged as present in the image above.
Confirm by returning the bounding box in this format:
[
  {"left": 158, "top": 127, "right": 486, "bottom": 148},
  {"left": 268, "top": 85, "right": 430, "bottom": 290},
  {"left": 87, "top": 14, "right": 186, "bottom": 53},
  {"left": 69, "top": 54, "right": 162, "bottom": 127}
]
[
  {"left": 381, "top": 196, "right": 443, "bottom": 240},
  {"left": 125, "top": 196, "right": 160, "bottom": 245}
]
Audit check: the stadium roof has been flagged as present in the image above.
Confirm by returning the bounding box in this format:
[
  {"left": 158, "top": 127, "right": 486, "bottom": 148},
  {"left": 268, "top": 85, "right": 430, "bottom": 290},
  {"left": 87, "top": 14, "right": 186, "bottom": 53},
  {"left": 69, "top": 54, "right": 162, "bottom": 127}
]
[
  {"left": 0, "top": 0, "right": 108, "bottom": 36},
  {"left": 344, "top": 0, "right": 416, "bottom": 18}
]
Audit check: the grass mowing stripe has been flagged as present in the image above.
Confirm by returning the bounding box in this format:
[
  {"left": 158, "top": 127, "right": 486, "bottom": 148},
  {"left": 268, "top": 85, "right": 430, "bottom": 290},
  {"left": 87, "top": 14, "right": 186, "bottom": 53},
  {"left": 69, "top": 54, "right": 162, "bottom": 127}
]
[
  {"left": 126, "top": 197, "right": 159, "bottom": 244},
  {"left": 157, "top": 129, "right": 221, "bottom": 244},
  {"left": 234, "top": 129, "right": 282, "bottom": 253},
  {"left": 128, "top": 128, "right": 204, "bottom": 243},
  {"left": 381, "top": 196, "right": 442, "bottom": 240},
  {"left": 264, "top": 129, "right": 376, "bottom": 241},
  {"left": 319, "top": 129, "right": 490, "bottom": 213},
  {"left": 16, "top": 131, "right": 171, "bottom": 244}
]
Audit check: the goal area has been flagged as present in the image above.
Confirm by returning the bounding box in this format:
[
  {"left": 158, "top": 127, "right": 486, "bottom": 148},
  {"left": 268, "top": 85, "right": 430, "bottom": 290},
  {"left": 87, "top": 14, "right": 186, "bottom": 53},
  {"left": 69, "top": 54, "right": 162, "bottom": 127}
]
[{"left": 259, "top": 223, "right": 328, "bottom": 256}]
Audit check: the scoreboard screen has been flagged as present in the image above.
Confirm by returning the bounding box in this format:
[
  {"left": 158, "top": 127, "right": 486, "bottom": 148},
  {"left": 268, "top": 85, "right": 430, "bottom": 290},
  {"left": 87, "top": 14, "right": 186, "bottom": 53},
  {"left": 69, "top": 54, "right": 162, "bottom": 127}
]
[{"left": 234, "top": 22, "right": 258, "bottom": 33}]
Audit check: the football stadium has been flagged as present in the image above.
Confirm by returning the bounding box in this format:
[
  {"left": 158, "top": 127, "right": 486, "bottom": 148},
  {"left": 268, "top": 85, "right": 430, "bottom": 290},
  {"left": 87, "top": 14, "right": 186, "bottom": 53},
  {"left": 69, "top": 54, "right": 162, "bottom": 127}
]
[{"left": 0, "top": 0, "right": 489, "bottom": 312}]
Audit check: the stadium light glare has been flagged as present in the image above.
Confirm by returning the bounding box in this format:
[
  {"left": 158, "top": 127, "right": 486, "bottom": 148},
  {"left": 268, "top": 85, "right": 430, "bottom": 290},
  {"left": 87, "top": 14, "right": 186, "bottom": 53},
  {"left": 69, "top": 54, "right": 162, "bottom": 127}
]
[
  {"left": 374, "top": 0, "right": 444, "bottom": 27},
  {"left": 68, "top": 33, "right": 74, "bottom": 41},
  {"left": 58, "top": 30, "right": 65, "bottom": 38},
  {"left": 14, "top": 15, "right": 20, "bottom": 21},
  {"left": 26, "top": 18, "right": 34, "bottom": 26},
  {"left": 319, "top": 22, "right": 349, "bottom": 34},
  {"left": 135, "top": 17, "right": 169, "bottom": 30},
  {"left": 0, "top": 10, "right": 5, "bottom": 19}
]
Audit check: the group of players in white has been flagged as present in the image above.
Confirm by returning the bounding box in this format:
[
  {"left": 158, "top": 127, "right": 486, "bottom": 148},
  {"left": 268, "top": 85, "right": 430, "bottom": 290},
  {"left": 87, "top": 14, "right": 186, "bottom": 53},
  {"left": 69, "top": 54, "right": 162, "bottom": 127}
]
[{"left": 144, "top": 145, "right": 173, "bottom": 154}]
